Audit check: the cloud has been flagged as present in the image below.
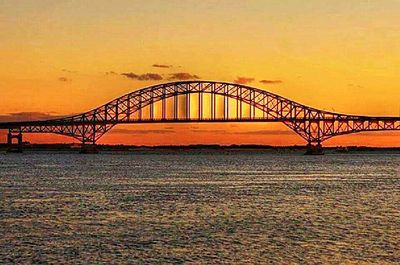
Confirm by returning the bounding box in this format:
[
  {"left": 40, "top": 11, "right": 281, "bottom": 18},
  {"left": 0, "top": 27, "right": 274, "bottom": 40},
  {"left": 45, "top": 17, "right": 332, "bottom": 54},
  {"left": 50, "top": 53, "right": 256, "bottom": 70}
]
[
  {"left": 234, "top": 77, "right": 254, "bottom": 85},
  {"left": 348, "top": 83, "right": 364, "bottom": 89},
  {"left": 168, "top": 72, "right": 200, "bottom": 80},
  {"left": 189, "top": 129, "right": 292, "bottom": 136},
  {"left": 259, "top": 79, "right": 282, "bottom": 84},
  {"left": 109, "top": 128, "right": 291, "bottom": 136},
  {"left": 355, "top": 132, "right": 400, "bottom": 137},
  {"left": 58, "top": 77, "right": 71, "bottom": 82},
  {"left": 61, "top": 69, "right": 77, "bottom": 73},
  {"left": 110, "top": 128, "right": 175, "bottom": 134},
  {"left": 0, "top": 112, "right": 65, "bottom": 122},
  {"left": 105, "top": 71, "right": 118, "bottom": 75},
  {"left": 236, "top": 130, "right": 294, "bottom": 135},
  {"left": 121, "top": 72, "right": 163, "bottom": 81},
  {"left": 191, "top": 129, "right": 228, "bottom": 134},
  {"left": 152, "top": 64, "right": 172, "bottom": 68}
]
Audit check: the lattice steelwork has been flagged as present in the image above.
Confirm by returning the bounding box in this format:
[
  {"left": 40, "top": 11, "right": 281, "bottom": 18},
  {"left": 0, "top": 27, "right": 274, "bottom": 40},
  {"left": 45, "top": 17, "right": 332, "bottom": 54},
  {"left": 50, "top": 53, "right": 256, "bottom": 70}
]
[{"left": 1, "top": 81, "right": 400, "bottom": 147}]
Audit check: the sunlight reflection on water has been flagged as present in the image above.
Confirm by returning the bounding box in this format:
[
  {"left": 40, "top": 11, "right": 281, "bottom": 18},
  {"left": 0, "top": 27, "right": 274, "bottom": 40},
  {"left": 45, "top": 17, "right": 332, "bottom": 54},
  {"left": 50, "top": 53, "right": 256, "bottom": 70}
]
[{"left": 1, "top": 151, "right": 399, "bottom": 264}]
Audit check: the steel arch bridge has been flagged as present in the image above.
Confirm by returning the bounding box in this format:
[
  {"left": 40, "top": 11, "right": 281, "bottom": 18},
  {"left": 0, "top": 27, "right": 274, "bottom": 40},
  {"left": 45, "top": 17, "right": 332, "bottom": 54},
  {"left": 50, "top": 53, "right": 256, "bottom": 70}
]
[{"left": 1, "top": 80, "right": 400, "bottom": 153}]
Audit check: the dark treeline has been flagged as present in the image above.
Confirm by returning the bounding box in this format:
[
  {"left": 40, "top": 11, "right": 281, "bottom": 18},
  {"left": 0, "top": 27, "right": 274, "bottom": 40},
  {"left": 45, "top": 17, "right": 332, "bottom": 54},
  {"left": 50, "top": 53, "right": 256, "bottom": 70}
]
[{"left": 1, "top": 143, "right": 400, "bottom": 153}]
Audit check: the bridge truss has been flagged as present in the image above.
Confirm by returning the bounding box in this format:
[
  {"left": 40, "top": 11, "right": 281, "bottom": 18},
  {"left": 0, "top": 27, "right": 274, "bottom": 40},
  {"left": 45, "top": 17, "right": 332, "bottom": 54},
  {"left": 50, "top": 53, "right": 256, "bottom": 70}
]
[{"left": 1, "top": 81, "right": 399, "bottom": 153}]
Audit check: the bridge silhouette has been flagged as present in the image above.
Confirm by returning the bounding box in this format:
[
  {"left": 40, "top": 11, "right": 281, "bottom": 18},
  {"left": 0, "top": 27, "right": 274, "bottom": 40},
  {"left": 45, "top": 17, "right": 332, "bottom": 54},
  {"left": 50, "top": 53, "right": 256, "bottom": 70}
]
[{"left": 1, "top": 80, "right": 399, "bottom": 154}]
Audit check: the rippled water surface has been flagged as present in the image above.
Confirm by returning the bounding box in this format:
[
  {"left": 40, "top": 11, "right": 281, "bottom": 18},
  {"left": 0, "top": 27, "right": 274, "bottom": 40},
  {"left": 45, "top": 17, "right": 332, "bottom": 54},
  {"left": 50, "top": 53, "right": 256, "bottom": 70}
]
[{"left": 1, "top": 151, "right": 399, "bottom": 264}]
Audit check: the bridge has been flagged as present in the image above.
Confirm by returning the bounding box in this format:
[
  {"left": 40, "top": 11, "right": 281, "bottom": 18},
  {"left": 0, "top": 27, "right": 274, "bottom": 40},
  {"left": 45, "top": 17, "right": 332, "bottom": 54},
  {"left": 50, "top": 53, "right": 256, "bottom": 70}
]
[{"left": 1, "top": 80, "right": 400, "bottom": 154}]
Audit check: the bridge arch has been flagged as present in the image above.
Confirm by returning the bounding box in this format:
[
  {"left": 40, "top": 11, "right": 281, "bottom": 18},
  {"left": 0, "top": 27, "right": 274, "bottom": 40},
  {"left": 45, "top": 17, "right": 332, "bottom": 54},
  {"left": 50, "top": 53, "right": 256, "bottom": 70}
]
[{"left": 56, "top": 81, "right": 323, "bottom": 142}]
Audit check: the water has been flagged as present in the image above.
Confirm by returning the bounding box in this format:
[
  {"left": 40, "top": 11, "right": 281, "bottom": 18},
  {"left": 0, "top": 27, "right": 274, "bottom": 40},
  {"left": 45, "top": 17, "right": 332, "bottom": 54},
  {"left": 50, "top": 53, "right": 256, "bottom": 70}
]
[{"left": 1, "top": 151, "right": 399, "bottom": 264}]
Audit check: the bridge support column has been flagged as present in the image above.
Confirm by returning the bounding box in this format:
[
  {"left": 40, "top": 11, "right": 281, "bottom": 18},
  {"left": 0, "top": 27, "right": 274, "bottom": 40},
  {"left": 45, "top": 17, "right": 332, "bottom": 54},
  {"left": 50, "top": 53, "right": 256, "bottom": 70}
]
[
  {"left": 80, "top": 144, "right": 99, "bottom": 154},
  {"left": 305, "top": 143, "right": 324, "bottom": 155},
  {"left": 7, "top": 131, "right": 23, "bottom": 153}
]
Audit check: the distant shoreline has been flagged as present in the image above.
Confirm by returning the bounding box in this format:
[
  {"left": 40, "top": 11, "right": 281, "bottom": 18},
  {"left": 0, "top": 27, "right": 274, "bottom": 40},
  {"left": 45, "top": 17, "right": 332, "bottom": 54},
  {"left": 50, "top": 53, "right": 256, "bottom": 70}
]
[{"left": 1, "top": 143, "right": 400, "bottom": 153}]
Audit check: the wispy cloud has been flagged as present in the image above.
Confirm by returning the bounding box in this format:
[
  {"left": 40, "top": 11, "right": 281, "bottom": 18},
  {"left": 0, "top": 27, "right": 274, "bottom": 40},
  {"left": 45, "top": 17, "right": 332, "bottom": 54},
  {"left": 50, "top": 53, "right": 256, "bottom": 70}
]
[
  {"left": 189, "top": 129, "right": 293, "bottom": 136},
  {"left": 61, "top": 69, "right": 77, "bottom": 73},
  {"left": 355, "top": 132, "right": 400, "bottom": 137},
  {"left": 168, "top": 72, "right": 200, "bottom": 80},
  {"left": 259, "top": 79, "right": 282, "bottom": 84},
  {"left": 236, "top": 130, "right": 293, "bottom": 135},
  {"left": 105, "top": 71, "right": 118, "bottom": 75},
  {"left": 0, "top": 112, "right": 65, "bottom": 122},
  {"left": 109, "top": 127, "right": 293, "bottom": 136},
  {"left": 58, "top": 77, "right": 71, "bottom": 82},
  {"left": 152, "top": 64, "right": 172, "bottom": 68},
  {"left": 234, "top": 77, "right": 254, "bottom": 85},
  {"left": 121, "top": 72, "right": 163, "bottom": 81},
  {"left": 191, "top": 129, "right": 227, "bottom": 133},
  {"left": 110, "top": 128, "right": 175, "bottom": 134}
]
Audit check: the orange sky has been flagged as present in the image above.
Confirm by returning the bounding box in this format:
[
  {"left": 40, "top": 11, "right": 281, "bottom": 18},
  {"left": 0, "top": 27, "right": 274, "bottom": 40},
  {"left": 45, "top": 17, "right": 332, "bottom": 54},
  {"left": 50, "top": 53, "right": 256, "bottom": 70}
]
[{"left": 1, "top": 0, "right": 400, "bottom": 146}]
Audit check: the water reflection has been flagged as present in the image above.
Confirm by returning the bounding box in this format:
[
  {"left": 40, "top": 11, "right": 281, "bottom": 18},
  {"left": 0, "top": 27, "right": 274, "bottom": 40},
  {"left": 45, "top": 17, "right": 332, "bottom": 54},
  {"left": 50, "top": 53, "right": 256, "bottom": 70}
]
[{"left": 1, "top": 151, "right": 399, "bottom": 263}]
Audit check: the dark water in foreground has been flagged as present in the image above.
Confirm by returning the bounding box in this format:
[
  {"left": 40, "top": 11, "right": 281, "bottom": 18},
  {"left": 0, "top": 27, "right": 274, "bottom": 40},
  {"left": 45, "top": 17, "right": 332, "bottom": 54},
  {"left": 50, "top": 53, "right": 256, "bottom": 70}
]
[{"left": 1, "top": 151, "right": 399, "bottom": 264}]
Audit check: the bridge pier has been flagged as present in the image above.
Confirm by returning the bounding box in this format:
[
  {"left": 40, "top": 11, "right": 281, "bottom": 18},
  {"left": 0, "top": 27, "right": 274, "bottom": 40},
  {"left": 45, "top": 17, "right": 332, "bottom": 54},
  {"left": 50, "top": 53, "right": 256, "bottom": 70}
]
[
  {"left": 80, "top": 144, "right": 99, "bottom": 154},
  {"left": 7, "top": 131, "right": 23, "bottom": 153},
  {"left": 305, "top": 143, "right": 324, "bottom": 155}
]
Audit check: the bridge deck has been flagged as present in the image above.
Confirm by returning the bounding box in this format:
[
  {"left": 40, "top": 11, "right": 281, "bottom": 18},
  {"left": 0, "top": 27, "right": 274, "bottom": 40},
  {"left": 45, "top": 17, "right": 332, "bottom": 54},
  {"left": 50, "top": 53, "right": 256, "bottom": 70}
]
[{"left": 1, "top": 116, "right": 400, "bottom": 129}]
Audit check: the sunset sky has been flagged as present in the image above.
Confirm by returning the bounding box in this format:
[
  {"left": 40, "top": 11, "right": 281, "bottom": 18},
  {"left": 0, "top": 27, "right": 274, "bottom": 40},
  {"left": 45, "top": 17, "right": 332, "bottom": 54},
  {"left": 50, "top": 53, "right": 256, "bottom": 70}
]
[{"left": 1, "top": 0, "right": 400, "bottom": 146}]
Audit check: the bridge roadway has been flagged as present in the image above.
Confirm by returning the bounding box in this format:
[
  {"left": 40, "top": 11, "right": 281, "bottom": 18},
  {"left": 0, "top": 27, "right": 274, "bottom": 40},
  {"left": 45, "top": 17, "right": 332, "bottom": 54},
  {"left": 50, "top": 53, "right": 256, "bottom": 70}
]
[{"left": 1, "top": 80, "right": 399, "bottom": 154}]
